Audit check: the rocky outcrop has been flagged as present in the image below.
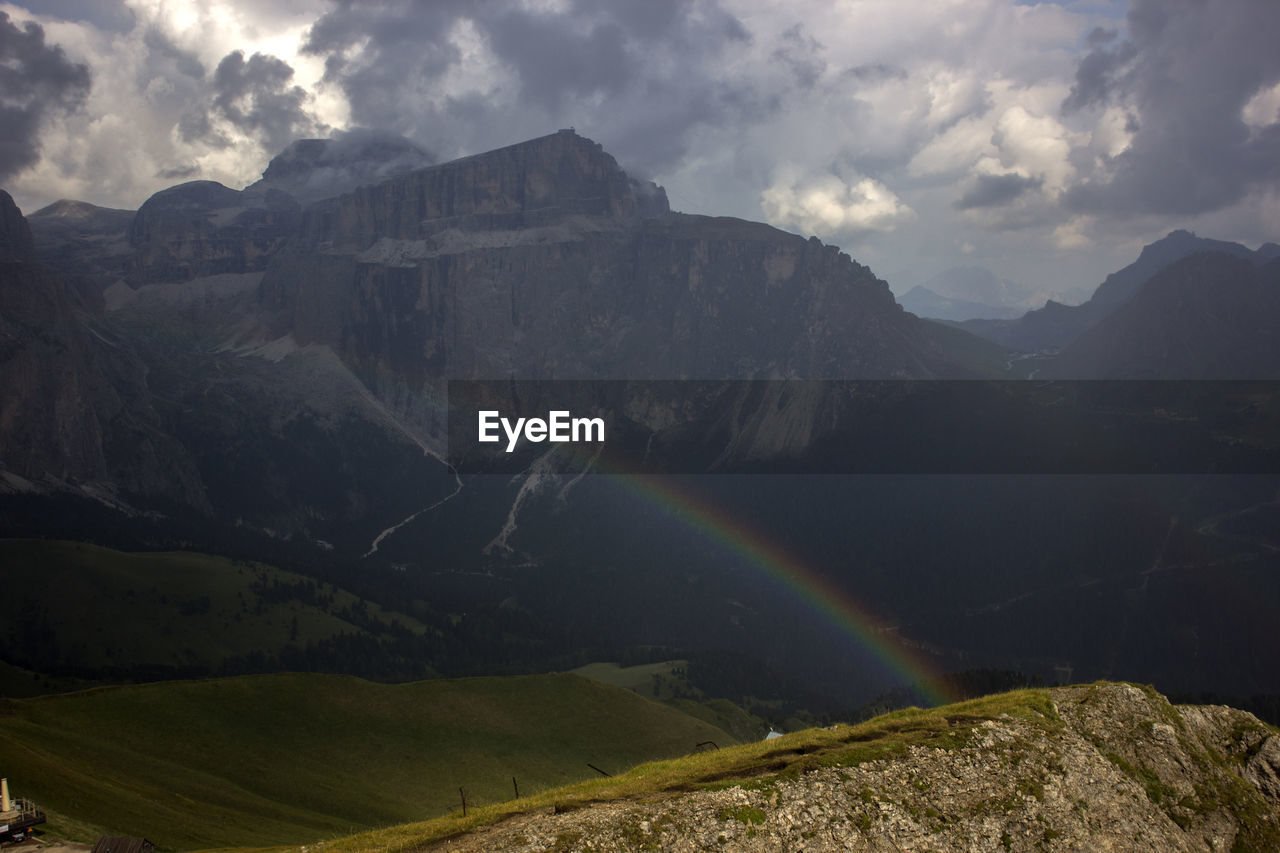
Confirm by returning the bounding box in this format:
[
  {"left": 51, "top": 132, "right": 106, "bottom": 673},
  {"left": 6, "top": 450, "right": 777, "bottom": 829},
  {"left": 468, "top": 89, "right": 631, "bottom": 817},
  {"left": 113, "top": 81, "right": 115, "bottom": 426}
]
[
  {"left": 0, "top": 189, "right": 35, "bottom": 262},
  {"left": 127, "top": 180, "right": 301, "bottom": 283},
  {"left": 416, "top": 684, "right": 1280, "bottom": 852}
]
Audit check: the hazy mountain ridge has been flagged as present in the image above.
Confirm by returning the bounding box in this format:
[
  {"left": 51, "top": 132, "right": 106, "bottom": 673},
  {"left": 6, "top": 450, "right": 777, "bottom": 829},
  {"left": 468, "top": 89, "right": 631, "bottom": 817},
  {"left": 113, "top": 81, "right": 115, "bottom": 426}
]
[
  {"left": 898, "top": 265, "right": 1058, "bottom": 321},
  {"left": 898, "top": 284, "right": 1023, "bottom": 321},
  {"left": 958, "top": 230, "right": 1277, "bottom": 352},
  {"left": 1047, "top": 252, "right": 1280, "bottom": 378}
]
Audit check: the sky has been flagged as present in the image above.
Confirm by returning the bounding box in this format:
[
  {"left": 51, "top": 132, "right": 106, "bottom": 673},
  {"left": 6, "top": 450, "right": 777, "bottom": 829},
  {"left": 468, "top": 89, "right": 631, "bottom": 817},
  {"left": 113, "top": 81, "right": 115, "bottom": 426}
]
[{"left": 2, "top": 0, "right": 1278, "bottom": 301}]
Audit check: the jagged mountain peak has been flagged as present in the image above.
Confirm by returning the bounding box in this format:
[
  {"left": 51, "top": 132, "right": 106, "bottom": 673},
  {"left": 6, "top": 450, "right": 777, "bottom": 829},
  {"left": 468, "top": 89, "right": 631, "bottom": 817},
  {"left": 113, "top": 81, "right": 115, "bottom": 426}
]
[
  {"left": 1048, "top": 250, "right": 1280, "bottom": 378},
  {"left": 1093, "top": 229, "right": 1257, "bottom": 308},
  {"left": 0, "top": 189, "right": 36, "bottom": 263}
]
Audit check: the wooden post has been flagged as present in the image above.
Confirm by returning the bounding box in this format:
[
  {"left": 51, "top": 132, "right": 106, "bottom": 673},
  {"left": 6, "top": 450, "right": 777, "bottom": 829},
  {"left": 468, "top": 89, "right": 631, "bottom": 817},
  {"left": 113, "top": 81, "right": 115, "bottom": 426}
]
[
  {"left": 459, "top": 786, "right": 467, "bottom": 816},
  {"left": 513, "top": 776, "right": 520, "bottom": 799}
]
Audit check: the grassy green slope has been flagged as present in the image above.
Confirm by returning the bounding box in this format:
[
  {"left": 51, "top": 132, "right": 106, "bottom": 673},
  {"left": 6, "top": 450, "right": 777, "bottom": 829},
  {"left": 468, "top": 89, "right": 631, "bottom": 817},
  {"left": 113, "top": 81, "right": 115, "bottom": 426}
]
[
  {"left": 0, "top": 658, "right": 97, "bottom": 697},
  {"left": 570, "top": 661, "right": 686, "bottom": 695},
  {"left": 0, "top": 672, "right": 735, "bottom": 850},
  {"left": 571, "top": 661, "right": 767, "bottom": 742},
  {"left": 0, "top": 539, "right": 423, "bottom": 675}
]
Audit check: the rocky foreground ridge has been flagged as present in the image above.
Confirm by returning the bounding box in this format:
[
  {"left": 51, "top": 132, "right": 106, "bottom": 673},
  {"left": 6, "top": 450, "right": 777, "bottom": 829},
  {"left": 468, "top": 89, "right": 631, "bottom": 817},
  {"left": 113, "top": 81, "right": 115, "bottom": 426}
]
[{"left": 404, "top": 683, "right": 1279, "bottom": 852}]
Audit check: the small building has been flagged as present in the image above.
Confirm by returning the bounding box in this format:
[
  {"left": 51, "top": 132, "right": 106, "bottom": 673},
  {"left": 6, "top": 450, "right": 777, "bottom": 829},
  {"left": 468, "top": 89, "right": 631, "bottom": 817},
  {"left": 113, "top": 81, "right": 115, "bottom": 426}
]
[
  {"left": 91, "top": 838, "right": 154, "bottom": 853},
  {"left": 0, "top": 778, "right": 46, "bottom": 844}
]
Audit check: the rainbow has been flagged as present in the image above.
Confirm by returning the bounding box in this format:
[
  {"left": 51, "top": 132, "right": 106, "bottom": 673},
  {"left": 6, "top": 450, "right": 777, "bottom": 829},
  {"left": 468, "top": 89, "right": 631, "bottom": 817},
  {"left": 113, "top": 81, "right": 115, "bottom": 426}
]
[{"left": 601, "top": 471, "right": 962, "bottom": 708}]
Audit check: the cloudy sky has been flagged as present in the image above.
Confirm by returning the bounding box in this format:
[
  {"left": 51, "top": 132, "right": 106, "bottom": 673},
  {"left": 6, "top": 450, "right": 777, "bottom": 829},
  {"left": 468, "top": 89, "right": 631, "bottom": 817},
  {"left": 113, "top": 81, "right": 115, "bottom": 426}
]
[{"left": 2, "top": 0, "right": 1278, "bottom": 299}]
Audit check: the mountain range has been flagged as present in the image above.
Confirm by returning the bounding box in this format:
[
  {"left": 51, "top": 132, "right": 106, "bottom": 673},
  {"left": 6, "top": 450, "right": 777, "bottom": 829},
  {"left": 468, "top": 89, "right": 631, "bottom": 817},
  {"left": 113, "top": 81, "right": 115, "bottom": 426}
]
[
  {"left": 897, "top": 265, "right": 1059, "bottom": 321},
  {"left": 953, "top": 229, "right": 1280, "bottom": 356},
  {"left": 3, "top": 130, "right": 1280, "bottom": 717}
]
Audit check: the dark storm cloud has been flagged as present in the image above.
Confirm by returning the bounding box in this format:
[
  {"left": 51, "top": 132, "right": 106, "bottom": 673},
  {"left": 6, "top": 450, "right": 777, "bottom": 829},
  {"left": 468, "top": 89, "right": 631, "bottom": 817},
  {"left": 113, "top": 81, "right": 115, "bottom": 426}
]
[
  {"left": 0, "top": 11, "right": 91, "bottom": 182},
  {"left": 482, "top": 7, "right": 633, "bottom": 111},
  {"left": 133, "top": 28, "right": 218, "bottom": 146},
  {"left": 304, "top": 1, "right": 466, "bottom": 129},
  {"left": 1062, "top": 0, "right": 1280, "bottom": 217},
  {"left": 954, "top": 172, "right": 1043, "bottom": 210},
  {"left": 842, "top": 63, "right": 908, "bottom": 84},
  {"left": 17, "top": 0, "right": 135, "bottom": 33},
  {"left": 157, "top": 164, "right": 200, "bottom": 180},
  {"left": 209, "top": 50, "right": 324, "bottom": 155},
  {"left": 772, "top": 24, "right": 826, "bottom": 90},
  {"left": 301, "top": 0, "right": 757, "bottom": 175},
  {"left": 144, "top": 27, "right": 206, "bottom": 82},
  {"left": 1061, "top": 27, "right": 1134, "bottom": 114}
]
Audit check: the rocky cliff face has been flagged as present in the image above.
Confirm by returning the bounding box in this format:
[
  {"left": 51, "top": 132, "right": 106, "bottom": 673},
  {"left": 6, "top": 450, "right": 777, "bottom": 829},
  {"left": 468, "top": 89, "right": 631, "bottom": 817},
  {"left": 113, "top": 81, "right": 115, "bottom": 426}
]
[
  {"left": 3, "top": 188, "right": 448, "bottom": 542},
  {"left": 5, "top": 130, "right": 995, "bottom": 546},
  {"left": 27, "top": 198, "right": 134, "bottom": 299},
  {"left": 262, "top": 129, "right": 978, "bottom": 424},
  {"left": 408, "top": 683, "right": 1280, "bottom": 852},
  {"left": 127, "top": 180, "right": 300, "bottom": 283},
  {"left": 0, "top": 189, "right": 35, "bottom": 262},
  {"left": 0, "top": 190, "right": 202, "bottom": 505}
]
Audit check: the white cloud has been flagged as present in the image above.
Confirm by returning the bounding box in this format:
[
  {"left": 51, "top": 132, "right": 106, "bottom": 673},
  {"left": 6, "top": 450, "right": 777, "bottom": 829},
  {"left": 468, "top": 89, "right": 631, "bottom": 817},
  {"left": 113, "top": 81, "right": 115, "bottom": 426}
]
[
  {"left": 908, "top": 114, "right": 995, "bottom": 179},
  {"left": 761, "top": 168, "right": 915, "bottom": 236},
  {"left": 1242, "top": 81, "right": 1280, "bottom": 129},
  {"left": 1091, "top": 105, "right": 1134, "bottom": 160},
  {"left": 1052, "top": 215, "right": 1092, "bottom": 250},
  {"left": 991, "top": 103, "right": 1081, "bottom": 193},
  {"left": 0, "top": 0, "right": 1269, "bottom": 300}
]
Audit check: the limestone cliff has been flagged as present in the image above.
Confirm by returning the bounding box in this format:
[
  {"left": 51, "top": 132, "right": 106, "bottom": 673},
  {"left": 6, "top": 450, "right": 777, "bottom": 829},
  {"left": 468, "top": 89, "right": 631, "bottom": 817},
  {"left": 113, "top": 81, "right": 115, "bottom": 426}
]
[
  {"left": 0, "top": 189, "right": 35, "bottom": 262},
  {"left": 3, "top": 130, "right": 1002, "bottom": 539},
  {"left": 0, "top": 190, "right": 203, "bottom": 505},
  {"left": 261, "top": 129, "right": 984, "bottom": 436},
  {"left": 127, "top": 180, "right": 300, "bottom": 283},
  {"left": 27, "top": 198, "right": 134, "bottom": 300}
]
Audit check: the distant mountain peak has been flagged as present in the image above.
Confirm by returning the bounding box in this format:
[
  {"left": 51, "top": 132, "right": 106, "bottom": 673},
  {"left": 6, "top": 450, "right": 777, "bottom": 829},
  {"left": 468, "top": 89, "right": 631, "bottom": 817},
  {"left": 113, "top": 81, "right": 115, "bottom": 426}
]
[
  {"left": 30, "top": 198, "right": 132, "bottom": 222},
  {"left": 252, "top": 128, "right": 436, "bottom": 203}
]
